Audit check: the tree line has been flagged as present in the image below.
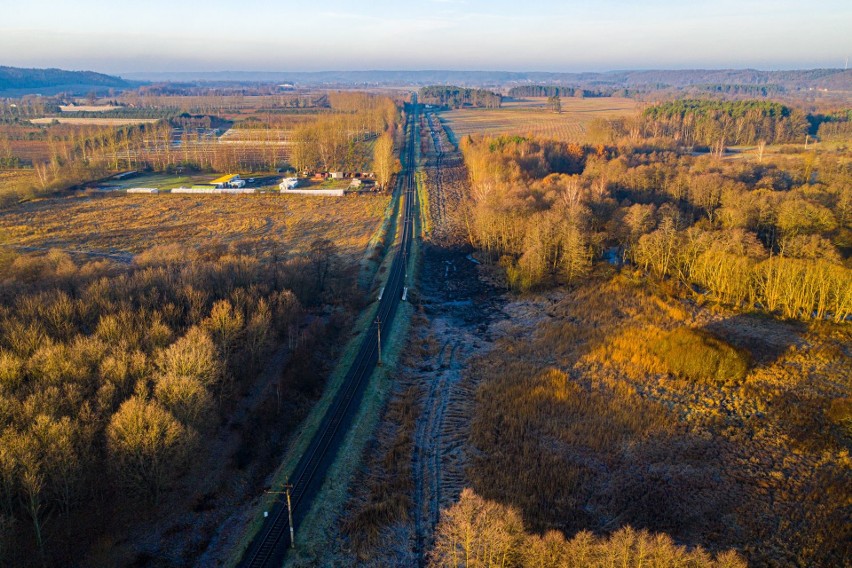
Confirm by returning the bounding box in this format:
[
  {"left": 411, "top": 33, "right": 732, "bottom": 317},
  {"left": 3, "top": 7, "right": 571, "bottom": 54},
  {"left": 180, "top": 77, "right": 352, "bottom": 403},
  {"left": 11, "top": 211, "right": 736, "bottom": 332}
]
[
  {"left": 289, "top": 93, "right": 400, "bottom": 173},
  {"left": 118, "top": 91, "right": 329, "bottom": 115},
  {"left": 810, "top": 109, "right": 852, "bottom": 141},
  {"left": 458, "top": 130, "right": 851, "bottom": 321},
  {"left": 691, "top": 83, "right": 785, "bottom": 97},
  {"left": 429, "top": 489, "right": 745, "bottom": 568},
  {"left": 640, "top": 99, "right": 809, "bottom": 147},
  {"left": 507, "top": 85, "right": 625, "bottom": 98},
  {"left": 419, "top": 86, "right": 502, "bottom": 109},
  {"left": 0, "top": 97, "right": 60, "bottom": 123}
]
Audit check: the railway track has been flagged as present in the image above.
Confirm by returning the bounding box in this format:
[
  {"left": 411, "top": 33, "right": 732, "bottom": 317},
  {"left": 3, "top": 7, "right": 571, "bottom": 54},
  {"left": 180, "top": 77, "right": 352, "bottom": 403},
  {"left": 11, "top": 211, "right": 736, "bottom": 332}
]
[{"left": 236, "top": 96, "right": 420, "bottom": 568}]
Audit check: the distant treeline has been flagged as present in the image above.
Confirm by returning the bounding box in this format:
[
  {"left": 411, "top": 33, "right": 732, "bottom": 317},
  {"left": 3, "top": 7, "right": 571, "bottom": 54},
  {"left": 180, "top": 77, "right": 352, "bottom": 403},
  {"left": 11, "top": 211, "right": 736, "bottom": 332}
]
[
  {"left": 507, "top": 85, "right": 629, "bottom": 98},
  {"left": 0, "top": 97, "right": 61, "bottom": 122},
  {"left": 419, "top": 86, "right": 502, "bottom": 109},
  {"left": 640, "top": 99, "right": 808, "bottom": 146},
  {"left": 118, "top": 92, "right": 329, "bottom": 115},
  {"left": 0, "top": 66, "right": 129, "bottom": 91},
  {"left": 692, "top": 83, "right": 785, "bottom": 96},
  {"left": 809, "top": 109, "right": 852, "bottom": 140},
  {"left": 54, "top": 108, "right": 179, "bottom": 120}
]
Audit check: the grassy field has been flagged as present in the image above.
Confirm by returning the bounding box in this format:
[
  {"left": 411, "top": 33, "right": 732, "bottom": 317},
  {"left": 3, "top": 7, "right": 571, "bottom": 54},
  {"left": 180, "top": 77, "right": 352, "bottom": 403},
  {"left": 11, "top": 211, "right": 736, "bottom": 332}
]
[
  {"left": 93, "top": 172, "right": 231, "bottom": 190},
  {"left": 440, "top": 97, "right": 641, "bottom": 143},
  {"left": 0, "top": 191, "right": 391, "bottom": 261}
]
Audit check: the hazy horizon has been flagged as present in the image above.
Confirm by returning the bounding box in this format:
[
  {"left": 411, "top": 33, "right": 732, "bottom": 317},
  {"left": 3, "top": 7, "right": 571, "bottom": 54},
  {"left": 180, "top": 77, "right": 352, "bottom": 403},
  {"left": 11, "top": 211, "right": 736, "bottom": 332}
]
[{"left": 2, "top": 0, "right": 850, "bottom": 75}]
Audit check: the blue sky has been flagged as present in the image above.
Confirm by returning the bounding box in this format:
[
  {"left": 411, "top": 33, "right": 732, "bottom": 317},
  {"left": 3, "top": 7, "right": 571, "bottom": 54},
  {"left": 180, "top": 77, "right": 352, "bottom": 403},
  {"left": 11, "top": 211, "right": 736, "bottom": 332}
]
[{"left": 1, "top": 0, "right": 850, "bottom": 73}]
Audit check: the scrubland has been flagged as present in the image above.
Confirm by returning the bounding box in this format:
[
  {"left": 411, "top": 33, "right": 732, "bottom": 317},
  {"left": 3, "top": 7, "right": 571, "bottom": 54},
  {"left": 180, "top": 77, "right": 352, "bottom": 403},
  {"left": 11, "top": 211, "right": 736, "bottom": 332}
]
[
  {"left": 464, "top": 270, "right": 849, "bottom": 566},
  {"left": 0, "top": 192, "right": 390, "bottom": 259}
]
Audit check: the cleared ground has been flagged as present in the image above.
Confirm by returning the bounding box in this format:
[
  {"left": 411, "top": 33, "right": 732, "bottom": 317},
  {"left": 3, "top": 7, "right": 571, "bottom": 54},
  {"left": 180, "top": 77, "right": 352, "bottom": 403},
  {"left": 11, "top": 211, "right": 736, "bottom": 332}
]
[
  {"left": 30, "top": 117, "right": 161, "bottom": 125},
  {"left": 440, "top": 97, "right": 641, "bottom": 142},
  {"left": 0, "top": 191, "right": 390, "bottom": 260}
]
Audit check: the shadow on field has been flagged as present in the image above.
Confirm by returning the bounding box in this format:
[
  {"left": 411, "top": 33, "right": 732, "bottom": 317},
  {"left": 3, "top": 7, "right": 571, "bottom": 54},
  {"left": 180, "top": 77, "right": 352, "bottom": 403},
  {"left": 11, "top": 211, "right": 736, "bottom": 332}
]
[{"left": 702, "top": 313, "right": 805, "bottom": 366}]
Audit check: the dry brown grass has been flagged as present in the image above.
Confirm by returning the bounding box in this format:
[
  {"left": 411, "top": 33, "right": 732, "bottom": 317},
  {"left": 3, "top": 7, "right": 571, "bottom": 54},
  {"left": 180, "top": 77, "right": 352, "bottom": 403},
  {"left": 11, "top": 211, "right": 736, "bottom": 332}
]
[
  {"left": 467, "top": 272, "right": 851, "bottom": 566},
  {"left": 0, "top": 170, "right": 35, "bottom": 188},
  {"left": 594, "top": 326, "right": 751, "bottom": 385},
  {"left": 0, "top": 170, "right": 38, "bottom": 205},
  {"left": 0, "top": 192, "right": 390, "bottom": 262},
  {"left": 440, "top": 97, "right": 640, "bottom": 142},
  {"left": 342, "top": 383, "right": 419, "bottom": 559}
]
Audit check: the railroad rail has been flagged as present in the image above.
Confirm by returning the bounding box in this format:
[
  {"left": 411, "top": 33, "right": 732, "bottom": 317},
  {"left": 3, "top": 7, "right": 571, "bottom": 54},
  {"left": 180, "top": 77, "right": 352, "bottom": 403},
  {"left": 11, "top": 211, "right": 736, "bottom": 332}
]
[{"left": 237, "top": 95, "right": 420, "bottom": 568}]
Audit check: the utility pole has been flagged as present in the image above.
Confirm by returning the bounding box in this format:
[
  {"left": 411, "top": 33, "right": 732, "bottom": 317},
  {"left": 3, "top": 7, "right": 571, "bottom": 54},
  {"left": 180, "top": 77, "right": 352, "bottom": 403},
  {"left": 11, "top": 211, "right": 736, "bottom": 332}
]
[
  {"left": 376, "top": 316, "right": 382, "bottom": 366},
  {"left": 265, "top": 482, "right": 296, "bottom": 549},
  {"left": 285, "top": 483, "right": 295, "bottom": 549}
]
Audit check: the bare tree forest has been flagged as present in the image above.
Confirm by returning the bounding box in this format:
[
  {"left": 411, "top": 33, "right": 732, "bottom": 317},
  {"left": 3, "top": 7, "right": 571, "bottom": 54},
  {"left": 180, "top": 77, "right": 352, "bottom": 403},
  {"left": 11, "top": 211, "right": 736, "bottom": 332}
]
[
  {"left": 0, "top": 240, "right": 355, "bottom": 565},
  {"left": 458, "top": 127, "right": 851, "bottom": 320}
]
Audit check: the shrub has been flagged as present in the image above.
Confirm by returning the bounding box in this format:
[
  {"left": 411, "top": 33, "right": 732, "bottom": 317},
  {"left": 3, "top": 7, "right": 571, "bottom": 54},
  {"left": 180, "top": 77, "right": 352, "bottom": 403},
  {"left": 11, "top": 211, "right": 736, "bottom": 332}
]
[
  {"left": 827, "top": 397, "right": 852, "bottom": 437},
  {"left": 650, "top": 327, "right": 751, "bottom": 384}
]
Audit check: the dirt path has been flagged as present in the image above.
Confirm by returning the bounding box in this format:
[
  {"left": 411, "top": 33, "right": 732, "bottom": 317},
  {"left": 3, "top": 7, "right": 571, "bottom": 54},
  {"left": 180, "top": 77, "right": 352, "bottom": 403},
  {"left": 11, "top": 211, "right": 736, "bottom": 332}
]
[
  {"left": 408, "top": 244, "right": 504, "bottom": 565},
  {"left": 332, "top": 111, "right": 505, "bottom": 566},
  {"left": 410, "top": 115, "right": 501, "bottom": 565},
  {"left": 422, "top": 110, "right": 468, "bottom": 247}
]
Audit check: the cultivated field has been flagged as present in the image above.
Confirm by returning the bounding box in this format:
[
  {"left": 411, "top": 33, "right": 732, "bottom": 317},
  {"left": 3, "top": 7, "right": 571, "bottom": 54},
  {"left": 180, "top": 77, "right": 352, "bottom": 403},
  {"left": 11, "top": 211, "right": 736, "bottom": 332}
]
[
  {"left": 59, "top": 105, "right": 122, "bottom": 112},
  {"left": 0, "top": 191, "right": 390, "bottom": 260},
  {"left": 30, "top": 117, "right": 161, "bottom": 125},
  {"left": 439, "top": 97, "right": 641, "bottom": 142}
]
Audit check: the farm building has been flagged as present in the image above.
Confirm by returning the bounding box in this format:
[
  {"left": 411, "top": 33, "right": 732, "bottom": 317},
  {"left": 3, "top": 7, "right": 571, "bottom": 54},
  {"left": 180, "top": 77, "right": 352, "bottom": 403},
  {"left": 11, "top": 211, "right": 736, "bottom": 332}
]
[
  {"left": 279, "top": 177, "right": 300, "bottom": 190},
  {"left": 126, "top": 187, "right": 158, "bottom": 194},
  {"left": 210, "top": 174, "right": 246, "bottom": 188},
  {"left": 330, "top": 172, "right": 345, "bottom": 180}
]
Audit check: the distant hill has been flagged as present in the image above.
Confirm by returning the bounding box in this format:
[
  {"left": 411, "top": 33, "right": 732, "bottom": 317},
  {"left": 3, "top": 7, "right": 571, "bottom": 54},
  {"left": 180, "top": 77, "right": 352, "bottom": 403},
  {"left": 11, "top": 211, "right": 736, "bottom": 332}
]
[
  {"left": 0, "top": 66, "right": 131, "bottom": 96},
  {"left": 121, "top": 68, "right": 852, "bottom": 91}
]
